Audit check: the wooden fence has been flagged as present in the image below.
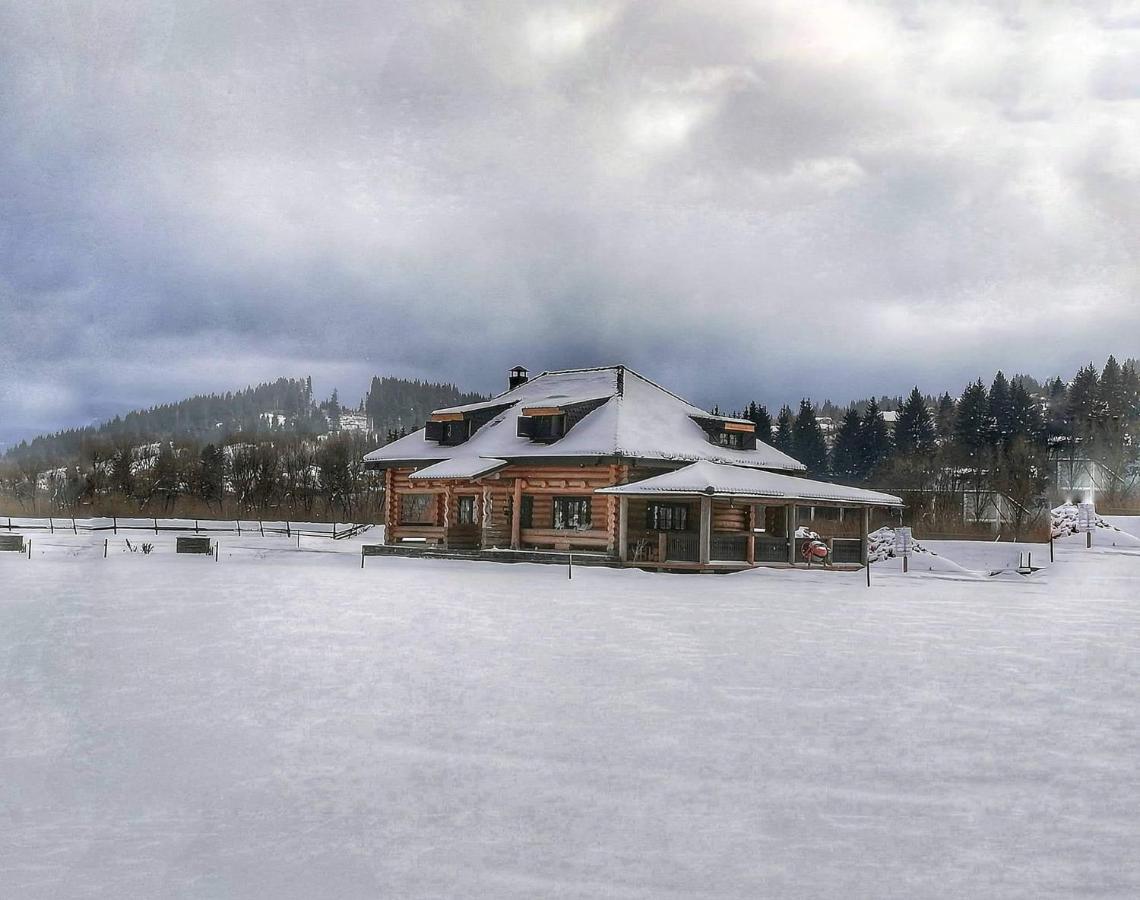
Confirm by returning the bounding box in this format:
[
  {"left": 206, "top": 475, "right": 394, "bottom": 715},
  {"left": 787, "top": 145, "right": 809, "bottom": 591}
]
[{"left": 2, "top": 517, "right": 371, "bottom": 540}]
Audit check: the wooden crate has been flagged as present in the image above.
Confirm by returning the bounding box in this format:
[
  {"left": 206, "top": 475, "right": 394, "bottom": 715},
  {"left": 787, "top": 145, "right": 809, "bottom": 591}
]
[
  {"left": 176, "top": 536, "right": 213, "bottom": 555},
  {"left": 0, "top": 534, "right": 25, "bottom": 553}
]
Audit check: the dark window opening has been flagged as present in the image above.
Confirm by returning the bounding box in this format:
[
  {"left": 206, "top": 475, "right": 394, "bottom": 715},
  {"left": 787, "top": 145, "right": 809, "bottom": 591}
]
[
  {"left": 506, "top": 494, "right": 534, "bottom": 529},
  {"left": 553, "top": 496, "right": 591, "bottom": 530},
  {"left": 440, "top": 420, "right": 471, "bottom": 446},
  {"left": 456, "top": 495, "right": 477, "bottom": 525},
  {"left": 713, "top": 430, "right": 746, "bottom": 450},
  {"left": 519, "top": 414, "right": 566, "bottom": 442},
  {"left": 400, "top": 493, "right": 435, "bottom": 525},
  {"left": 646, "top": 502, "right": 690, "bottom": 531}
]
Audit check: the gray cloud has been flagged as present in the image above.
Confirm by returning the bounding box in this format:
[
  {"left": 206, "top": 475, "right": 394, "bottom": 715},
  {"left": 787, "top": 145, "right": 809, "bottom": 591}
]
[{"left": 1, "top": 0, "right": 1138, "bottom": 444}]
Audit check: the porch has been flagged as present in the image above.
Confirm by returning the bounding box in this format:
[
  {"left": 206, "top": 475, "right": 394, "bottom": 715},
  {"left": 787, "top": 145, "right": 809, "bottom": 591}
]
[{"left": 600, "top": 460, "right": 903, "bottom": 572}]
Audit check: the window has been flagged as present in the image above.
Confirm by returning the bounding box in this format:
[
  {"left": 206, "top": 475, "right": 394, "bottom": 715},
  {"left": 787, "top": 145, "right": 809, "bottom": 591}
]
[
  {"left": 400, "top": 493, "right": 435, "bottom": 525},
  {"left": 441, "top": 420, "right": 470, "bottom": 446},
  {"left": 713, "top": 430, "right": 746, "bottom": 450},
  {"left": 505, "top": 494, "right": 534, "bottom": 529},
  {"left": 518, "top": 414, "right": 566, "bottom": 442},
  {"left": 456, "top": 495, "right": 477, "bottom": 525},
  {"left": 553, "top": 496, "right": 591, "bottom": 530},
  {"left": 646, "top": 502, "right": 690, "bottom": 531}
]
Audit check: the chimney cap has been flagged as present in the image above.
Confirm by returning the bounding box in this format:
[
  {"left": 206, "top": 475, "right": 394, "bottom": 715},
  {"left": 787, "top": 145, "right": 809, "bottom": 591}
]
[{"left": 510, "top": 364, "right": 528, "bottom": 375}]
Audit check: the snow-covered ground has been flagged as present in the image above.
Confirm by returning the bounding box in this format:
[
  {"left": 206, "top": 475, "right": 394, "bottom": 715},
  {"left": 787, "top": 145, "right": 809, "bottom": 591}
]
[{"left": 2, "top": 528, "right": 1139, "bottom": 898}]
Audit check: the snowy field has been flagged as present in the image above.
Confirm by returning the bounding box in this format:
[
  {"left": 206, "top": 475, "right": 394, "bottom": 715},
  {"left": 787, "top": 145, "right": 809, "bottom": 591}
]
[{"left": 2, "top": 528, "right": 1139, "bottom": 898}]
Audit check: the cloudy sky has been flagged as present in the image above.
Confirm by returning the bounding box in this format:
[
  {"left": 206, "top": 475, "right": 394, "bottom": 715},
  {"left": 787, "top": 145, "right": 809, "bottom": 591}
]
[{"left": 1, "top": 1, "right": 1137, "bottom": 445}]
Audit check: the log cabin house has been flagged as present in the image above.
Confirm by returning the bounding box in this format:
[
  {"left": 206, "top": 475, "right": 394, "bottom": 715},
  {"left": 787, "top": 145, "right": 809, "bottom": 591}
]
[{"left": 363, "top": 365, "right": 902, "bottom": 571}]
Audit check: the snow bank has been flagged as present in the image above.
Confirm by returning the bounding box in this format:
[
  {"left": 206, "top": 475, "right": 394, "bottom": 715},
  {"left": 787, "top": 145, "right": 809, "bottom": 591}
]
[
  {"left": 1051, "top": 503, "right": 1140, "bottom": 547},
  {"left": 864, "top": 526, "right": 980, "bottom": 577}
]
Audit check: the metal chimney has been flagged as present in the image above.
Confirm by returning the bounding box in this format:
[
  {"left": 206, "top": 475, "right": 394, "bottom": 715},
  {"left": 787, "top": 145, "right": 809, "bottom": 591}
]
[{"left": 508, "top": 365, "right": 529, "bottom": 390}]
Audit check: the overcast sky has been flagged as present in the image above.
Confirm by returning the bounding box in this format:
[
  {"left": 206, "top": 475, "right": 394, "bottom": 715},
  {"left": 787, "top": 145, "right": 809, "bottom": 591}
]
[{"left": 1, "top": 1, "right": 1137, "bottom": 445}]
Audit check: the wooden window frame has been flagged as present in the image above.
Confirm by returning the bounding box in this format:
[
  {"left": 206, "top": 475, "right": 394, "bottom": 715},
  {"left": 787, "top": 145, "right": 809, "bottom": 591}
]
[
  {"left": 646, "top": 501, "right": 691, "bottom": 532},
  {"left": 399, "top": 492, "right": 436, "bottom": 525},
  {"left": 456, "top": 495, "right": 478, "bottom": 525},
  {"left": 552, "top": 496, "right": 591, "bottom": 530}
]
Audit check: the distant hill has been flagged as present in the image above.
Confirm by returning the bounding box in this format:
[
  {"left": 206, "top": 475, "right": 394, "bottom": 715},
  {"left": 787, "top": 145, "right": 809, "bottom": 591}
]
[
  {"left": 365, "top": 377, "right": 486, "bottom": 439},
  {"left": 4, "top": 375, "right": 487, "bottom": 468}
]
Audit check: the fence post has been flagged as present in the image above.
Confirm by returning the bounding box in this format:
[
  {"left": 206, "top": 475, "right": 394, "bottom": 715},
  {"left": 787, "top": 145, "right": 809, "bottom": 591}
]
[
  {"left": 236, "top": 520, "right": 241, "bottom": 535},
  {"left": 568, "top": 551, "right": 573, "bottom": 580},
  {"left": 361, "top": 547, "right": 365, "bottom": 569},
  {"left": 1050, "top": 538, "right": 1054, "bottom": 562},
  {"left": 260, "top": 520, "right": 264, "bottom": 537},
  {"left": 215, "top": 542, "right": 219, "bottom": 562},
  {"left": 866, "top": 560, "right": 871, "bottom": 587},
  {"left": 195, "top": 520, "right": 199, "bottom": 534},
  {"left": 113, "top": 516, "right": 118, "bottom": 535},
  {"left": 104, "top": 539, "right": 108, "bottom": 558},
  {"left": 72, "top": 517, "right": 77, "bottom": 535},
  {"left": 286, "top": 521, "right": 291, "bottom": 537},
  {"left": 49, "top": 517, "right": 54, "bottom": 534},
  {"left": 27, "top": 540, "right": 32, "bottom": 559},
  {"left": 1086, "top": 531, "right": 1092, "bottom": 549}
]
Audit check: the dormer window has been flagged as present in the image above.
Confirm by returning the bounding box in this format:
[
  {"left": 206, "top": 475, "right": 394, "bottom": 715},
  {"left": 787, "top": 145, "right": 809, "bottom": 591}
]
[
  {"left": 518, "top": 413, "right": 565, "bottom": 442},
  {"left": 714, "top": 430, "right": 746, "bottom": 450},
  {"left": 692, "top": 416, "right": 757, "bottom": 451},
  {"left": 515, "top": 398, "right": 608, "bottom": 445},
  {"left": 425, "top": 412, "right": 471, "bottom": 446}
]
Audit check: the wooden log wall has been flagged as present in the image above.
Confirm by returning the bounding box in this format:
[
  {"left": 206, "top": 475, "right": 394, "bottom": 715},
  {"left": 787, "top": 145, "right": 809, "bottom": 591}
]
[
  {"left": 384, "top": 462, "right": 628, "bottom": 552},
  {"left": 711, "top": 500, "right": 749, "bottom": 533}
]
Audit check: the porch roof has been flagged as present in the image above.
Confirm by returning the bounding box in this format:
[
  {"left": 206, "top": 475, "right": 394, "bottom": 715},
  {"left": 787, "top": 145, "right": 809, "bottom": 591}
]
[
  {"left": 407, "top": 457, "right": 509, "bottom": 480},
  {"left": 597, "top": 460, "right": 904, "bottom": 507}
]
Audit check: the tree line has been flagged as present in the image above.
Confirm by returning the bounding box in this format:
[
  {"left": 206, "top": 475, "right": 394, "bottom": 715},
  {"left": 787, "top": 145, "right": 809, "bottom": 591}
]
[
  {"left": 733, "top": 356, "right": 1140, "bottom": 536},
  {"left": 0, "top": 432, "right": 383, "bottom": 523}
]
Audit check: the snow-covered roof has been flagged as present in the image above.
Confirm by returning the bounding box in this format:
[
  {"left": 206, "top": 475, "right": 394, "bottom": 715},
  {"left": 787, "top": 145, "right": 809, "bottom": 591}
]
[
  {"left": 597, "top": 460, "right": 903, "bottom": 507},
  {"left": 364, "top": 366, "right": 805, "bottom": 472},
  {"left": 408, "top": 457, "right": 508, "bottom": 480}
]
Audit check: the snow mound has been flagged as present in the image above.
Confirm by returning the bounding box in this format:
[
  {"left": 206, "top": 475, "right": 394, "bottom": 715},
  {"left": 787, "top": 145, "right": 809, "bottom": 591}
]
[
  {"left": 866, "top": 526, "right": 928, "bottom": 563},
  {"left": 866, "top": 526, "right": 979, "bottom": 577},
  {"left": 1051, "top": 503, "right": 1140, "bottom": 547}
]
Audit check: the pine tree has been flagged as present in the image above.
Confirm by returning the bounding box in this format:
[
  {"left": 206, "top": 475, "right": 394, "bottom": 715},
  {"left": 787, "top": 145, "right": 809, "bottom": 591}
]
[
  {"left": 1009, "top": 382, "right": 1042, "bottom": 443},
  {"left": 988, "top": 371, "right": 1013, "bottom": 447},
  {"left": 831, "top": 408, "right": 863, "bottom": 480},
  {"left": 746, "top": 401, "right": 773, "bottom": 445},
  {"left": 1100, "top": 355, "right": 1125, "bottom": 418},
  {"left": 954, "top": 380, "right": 991, "bottom": 458},
  {"left": 1067, "top": 364, "right": 1101, "bottom": 437},
  {"left": 934, "top": 392, "right": 955, "bottom": 442},
  {"left": 792, "top": 399, "right": 829, "bottom": 474},
  {"left": 773, "top": 405, "right": 794, "bottom": 455},
  {"left": 893, "top": 387, "right": 936, "bottom": 456},
  {"left": 857, "top": 398, "right": 892, "bottom": 480}
]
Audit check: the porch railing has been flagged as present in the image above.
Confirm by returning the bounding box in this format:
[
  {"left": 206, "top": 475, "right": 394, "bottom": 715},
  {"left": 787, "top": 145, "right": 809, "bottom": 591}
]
[
  {"left": 755, "top": 537, "right": 788, "bottom": 562},
  {"left": 710, "top": 534, "right": 748, "bottom": 561},
  {"left": 666, "top": 533, "right": 701, "bottom": 562}
]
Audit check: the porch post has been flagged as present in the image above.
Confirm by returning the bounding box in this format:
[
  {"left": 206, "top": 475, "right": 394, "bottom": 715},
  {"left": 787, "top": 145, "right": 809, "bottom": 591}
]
[
  {"left": 861, "top": 506, "right": 871, "bottom": 565},
  {"left": 442, "top": 484, "right": 452, "bottom": 549},
  {"left": 511, "top": 478, "right": 522, "bottom": 550},
  {"left": 786, "top": 504, "right": 797, "bottom": 565},
  {"left": 618, "top": 496, "right": 629, "bottom": 562},
  {"left": 699, "top": 495, "right": 712, "bottom": 565},
  {"left": 746, "top": 503, "right": 756, "bottom": 566},
  {"left": 383, "top": 469, "right": 394, "bottom": 544}
]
